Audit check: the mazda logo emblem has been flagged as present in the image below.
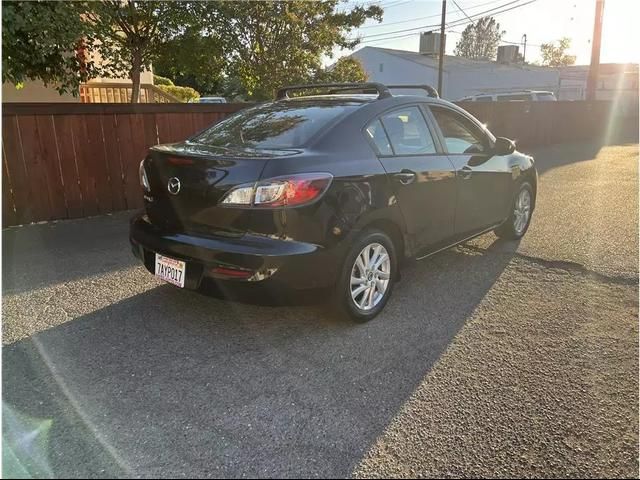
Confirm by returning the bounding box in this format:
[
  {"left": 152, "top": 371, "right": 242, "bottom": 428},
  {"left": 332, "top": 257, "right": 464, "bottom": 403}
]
[{"left": 167, "top": 177, "right": 181, "bottom": 195}]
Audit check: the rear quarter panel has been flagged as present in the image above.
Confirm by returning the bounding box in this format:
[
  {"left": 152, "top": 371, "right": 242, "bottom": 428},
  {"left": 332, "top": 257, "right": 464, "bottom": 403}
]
[{"left": 253, "top": 102, "right": 408, "bottom": 252}]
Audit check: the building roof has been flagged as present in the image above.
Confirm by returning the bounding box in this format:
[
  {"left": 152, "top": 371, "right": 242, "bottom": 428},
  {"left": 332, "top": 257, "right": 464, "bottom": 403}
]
[{"left": 356, "top": 46, "right": 557, "bottom": 72}]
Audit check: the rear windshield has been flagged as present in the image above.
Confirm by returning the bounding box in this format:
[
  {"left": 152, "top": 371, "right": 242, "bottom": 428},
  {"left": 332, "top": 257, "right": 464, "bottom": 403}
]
[{"left": 191, "top": 101, "right": 360, "bottom": 149}]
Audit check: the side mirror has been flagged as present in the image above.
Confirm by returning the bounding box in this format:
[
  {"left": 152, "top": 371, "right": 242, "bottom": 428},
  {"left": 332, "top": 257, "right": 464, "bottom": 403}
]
[{"left": 494, "top": 137, "right": 516, "bottom": 155}]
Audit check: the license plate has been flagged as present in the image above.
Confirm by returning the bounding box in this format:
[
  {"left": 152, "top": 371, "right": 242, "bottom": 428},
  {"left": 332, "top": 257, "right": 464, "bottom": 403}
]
[{"left": 155, "top": 253, "right": 186, "bottom": 288}]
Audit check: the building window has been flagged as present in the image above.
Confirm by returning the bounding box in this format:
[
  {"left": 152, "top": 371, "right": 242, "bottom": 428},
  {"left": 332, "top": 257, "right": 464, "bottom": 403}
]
[{"left": 379, "top": 63, "right": 384, "bottom": 73}]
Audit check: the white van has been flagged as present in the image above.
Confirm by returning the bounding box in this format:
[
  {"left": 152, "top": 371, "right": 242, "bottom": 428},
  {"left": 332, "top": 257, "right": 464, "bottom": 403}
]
[{"left": 459, "top": 91, "right": 557, "bottom": 102}]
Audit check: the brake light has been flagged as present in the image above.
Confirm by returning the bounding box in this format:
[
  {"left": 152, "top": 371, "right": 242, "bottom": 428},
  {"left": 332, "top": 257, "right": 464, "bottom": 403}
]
[{"left": 219, "top": 173, "right": 333, "bottom": 208}]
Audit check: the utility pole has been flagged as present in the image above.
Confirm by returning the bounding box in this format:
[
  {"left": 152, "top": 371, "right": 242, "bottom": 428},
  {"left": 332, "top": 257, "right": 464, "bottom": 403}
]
[
  {"left": 437, "top": 0, "right": 446, "bottom": 96},
  {"left": 586, "top": 0, "right": 605, "bottom": 101},
  {"left": 521, "top": 34, "right": 527, "bottom": 64}
]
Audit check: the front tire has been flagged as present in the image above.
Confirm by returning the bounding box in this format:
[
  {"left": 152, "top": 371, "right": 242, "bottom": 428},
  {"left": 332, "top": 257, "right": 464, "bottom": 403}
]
[
  {"left": 333, "top": 229, "right": 397, "bottom": 323},
  {"left": 495, "top": 181, "right": 534, "bottom": 240}
]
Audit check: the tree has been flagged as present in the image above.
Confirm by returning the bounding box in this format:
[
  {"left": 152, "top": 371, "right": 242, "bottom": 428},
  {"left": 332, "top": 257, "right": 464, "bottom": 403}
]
[
  {"left": 153, "top": 25, "right": 226, "bottom": 95},
  {"left": 540, "top": 37, "right": 576, "bottom": 67},
  {"left": 454, "top": 16, "right": 504, "bottom": 60},
  {"left": 84, "top": 1, "right": 196, "bottom": 103},
  {"left": 315, "top": 57, "right": 368, "bottom": 83},
  {"left": 202, "top": 1, "right": 382, "bottom": 100},
  {"left": 2, "top": 1, "right": 98, "bottom": 95}
]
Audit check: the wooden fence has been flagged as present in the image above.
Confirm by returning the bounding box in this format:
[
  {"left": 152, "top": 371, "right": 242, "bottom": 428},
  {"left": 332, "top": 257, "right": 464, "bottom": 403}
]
[
  {"left": 2, "top": 103, "right": 246, "bottom": 226},
  {"left": 2, "top": 100, "right": 632, "bottom": 227},
  {"left": 458, "top": 100, "right": 618, "bottom": 147}
]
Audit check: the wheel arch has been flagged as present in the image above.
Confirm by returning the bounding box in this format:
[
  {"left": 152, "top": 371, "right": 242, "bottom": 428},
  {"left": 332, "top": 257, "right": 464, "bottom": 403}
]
[{"left": 359, "top": 217, "right": 407, "bottom": 262}]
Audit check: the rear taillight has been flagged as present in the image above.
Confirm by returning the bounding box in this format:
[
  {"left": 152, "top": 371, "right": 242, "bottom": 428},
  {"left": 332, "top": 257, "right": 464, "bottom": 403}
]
[
  {"left": 139, "top": 159, "right": 150, "bottom": 192},
  {"left": 219, "top": 173, "right": 333, "bottom": 208}
]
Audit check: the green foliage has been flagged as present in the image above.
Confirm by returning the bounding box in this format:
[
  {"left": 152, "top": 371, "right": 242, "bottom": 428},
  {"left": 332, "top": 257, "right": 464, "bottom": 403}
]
[
  {"left": 153, "top": 26, "right": 225, "bottom": 95},
  {"left": 315, "top": 57, "right": 368, "bottom": 83},
  {"left": 157, "top": 84, "right": 200, "bottom": 102},
  {"left": 540, "top": 37, "right": 576, "bottom": 67},
  {"left": 84, "top": 1, "right": 197, "bottom": 102},
  {"left": 454, "top": 16, "right": 505, "bottom": 60},
  {"left": 153, "top": 74, "right": 174, "bottom": 86},
  {"left": 219, "top": 76, "right": 249, "bottom": 101},
  {"left": 5, "top": 0, "right": 382, "bottom": 102},
  {"left": 2, "top": 1, "right": 98, "bottom": 95},
  {"left": 200, "top": 0, "right": 382, "bottom": 100}
]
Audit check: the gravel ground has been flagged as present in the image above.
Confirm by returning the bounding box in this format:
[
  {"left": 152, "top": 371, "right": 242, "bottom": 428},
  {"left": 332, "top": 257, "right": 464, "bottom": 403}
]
[
  {"left": 355, "top": 258, "right": 637, "bottom": 478},
  {"left": 2, "top": 140, "right": 638, "bottom": 478}
]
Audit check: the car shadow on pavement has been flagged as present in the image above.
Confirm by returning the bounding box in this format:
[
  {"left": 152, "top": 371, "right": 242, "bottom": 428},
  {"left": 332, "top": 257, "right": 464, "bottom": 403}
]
[{"left": 3, "top": 237, "right": 517, "bottom": 478}]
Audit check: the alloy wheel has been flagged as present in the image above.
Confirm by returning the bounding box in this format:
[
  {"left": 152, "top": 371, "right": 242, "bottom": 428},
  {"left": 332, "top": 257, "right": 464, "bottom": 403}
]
[
  {"left": 513, "top": 188, "right": 532, "bottom": 235},
  {"left": 350, "top": 242, "right": 391, "bottom": 311}
]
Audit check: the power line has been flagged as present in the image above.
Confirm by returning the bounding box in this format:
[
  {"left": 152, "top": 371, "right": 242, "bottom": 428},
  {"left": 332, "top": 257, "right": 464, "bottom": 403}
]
[
  {"left": 355, "top": 0, "right": 539, "bottom": 45},
  {"left": 359, "top": 0, "right": 508, "bottom": 29},
  {"left": 451, "top": 0, "right": 474, "bottom": 22},
  {"left": 353, "top": 0, "right": 535, "bottom": 41},
  {"left": 445, "top": 28, "right": 543, "bottom": 47}
]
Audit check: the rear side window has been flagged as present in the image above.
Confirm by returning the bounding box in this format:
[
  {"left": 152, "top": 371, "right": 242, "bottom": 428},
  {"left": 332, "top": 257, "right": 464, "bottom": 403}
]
[
  {"left": 192, "top": 101, "right": 358, "bottom": 149},
  {"left": 379, "top": 106, "right": 437, "bottom": 155},
  {"left": 365, "top": 119, "right": 393, "bottom": 155},
  {"left": 430, "top": 107, "right": 488, "bottom": 154}
]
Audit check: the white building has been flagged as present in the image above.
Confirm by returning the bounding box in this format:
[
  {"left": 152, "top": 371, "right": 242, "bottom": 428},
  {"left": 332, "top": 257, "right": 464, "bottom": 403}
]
[
  {"left": 349, "top": 45, "right": 561, "bottom": 101},
  {"left": 558, "top": 63, "right": 639, "bottom": 115}
]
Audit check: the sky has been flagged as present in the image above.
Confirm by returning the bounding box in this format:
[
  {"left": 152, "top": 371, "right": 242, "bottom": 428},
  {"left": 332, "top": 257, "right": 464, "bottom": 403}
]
[{"left": 330, "top": 0, "right": 640, "bottom": 66}]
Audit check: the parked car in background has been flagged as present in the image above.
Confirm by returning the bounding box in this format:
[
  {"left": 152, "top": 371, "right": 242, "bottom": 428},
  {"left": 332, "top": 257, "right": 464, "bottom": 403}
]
[
  {"left": 131, "top": 82, "right": 537, "bottom": 322},
  {"left": 459, "top": 90, "right": 557, "bottom": 102},
  {"left": 197, "top": 96, "right": 227, "bottom": 103}
]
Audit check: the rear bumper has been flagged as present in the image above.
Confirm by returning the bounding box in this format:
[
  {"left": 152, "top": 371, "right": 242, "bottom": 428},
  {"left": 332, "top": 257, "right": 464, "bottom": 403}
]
[{"left": 129, "top": 213, "right": 341, "bottom": 291}]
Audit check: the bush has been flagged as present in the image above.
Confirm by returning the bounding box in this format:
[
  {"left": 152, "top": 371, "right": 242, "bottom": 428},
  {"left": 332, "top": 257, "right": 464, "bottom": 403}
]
[
  {"left": 153, "top": 74, "right": 174, "bottom": 86},
  {"left": 157, "top": 84, "right": 200, "bottom": 103}
]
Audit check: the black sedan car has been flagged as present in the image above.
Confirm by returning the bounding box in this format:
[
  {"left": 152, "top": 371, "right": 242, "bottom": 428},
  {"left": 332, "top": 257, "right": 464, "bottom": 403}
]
[{"left": 130, "top": 82, "right": 537, "bottom": 322}]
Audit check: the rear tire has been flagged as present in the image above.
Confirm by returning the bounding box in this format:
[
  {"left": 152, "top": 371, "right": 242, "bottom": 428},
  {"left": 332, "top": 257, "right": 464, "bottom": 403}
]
[
  {"left": 333, "top": 229, "right": 397, "bottom": 323},
  {"left": 495, "top": 181, "right": 534, "bottom": 240}
]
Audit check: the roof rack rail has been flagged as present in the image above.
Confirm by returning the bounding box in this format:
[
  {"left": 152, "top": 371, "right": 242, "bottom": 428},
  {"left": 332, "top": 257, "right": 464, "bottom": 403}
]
[
  {"left": 386, "top": 84, "right": 439, "bottom": 98},
  {"left": 276, "top": 82, "right": 392, "bottom": 100}
]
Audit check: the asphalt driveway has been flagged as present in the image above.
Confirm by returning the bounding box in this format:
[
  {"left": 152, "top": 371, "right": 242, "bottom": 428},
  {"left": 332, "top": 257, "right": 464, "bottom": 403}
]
[{"left": 2, "top": 138, "right": 638, "bottom": 478}]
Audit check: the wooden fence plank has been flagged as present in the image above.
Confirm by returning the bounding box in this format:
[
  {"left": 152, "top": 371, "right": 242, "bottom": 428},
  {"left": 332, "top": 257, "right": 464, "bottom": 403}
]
[
  {"left": 2, "top": 115, "right": 32, "bottom": 224},
  {"left": 3, "top": 149, "right": 18, "bottom": 227},
  {"left": 35, "top": 115, "right": 67, "bottom": 219},
  {"left": 100, "top": 114, "right": 127, "bottom": 212},
  {"left": 116, "top": 114, "right": 143, "bottom": 210},
  {"left": 16, "top": 115, "right": 52, "bottom": 221},
  {"left": 52, "top": 115, "right": 84, "bottom": 218},
  {"left": 84, "top": 114, "right": 114, "bottom": 213},
  {"left": 70, "top": 114, "right": 99, "bottom": 216}
]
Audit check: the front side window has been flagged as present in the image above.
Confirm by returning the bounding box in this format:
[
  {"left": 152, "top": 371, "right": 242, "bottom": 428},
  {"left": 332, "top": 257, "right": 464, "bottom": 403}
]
[
  {"left": 192, "top": 100, "right": 359, "bottom": 149},
  {"left": 430, "top": 107, "right": 488, "bottom": 154},
  {"left": 476, "top": 95, "right": 493, "bottom": 102},
  {"left": 379, "top": 106, "right": 437, "bottom": 155}
]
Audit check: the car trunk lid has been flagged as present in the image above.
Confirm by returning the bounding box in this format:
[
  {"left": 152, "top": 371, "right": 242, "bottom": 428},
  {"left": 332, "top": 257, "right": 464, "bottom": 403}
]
[{"left": 143, "top": 142, "right": 296, "bottom": 235}]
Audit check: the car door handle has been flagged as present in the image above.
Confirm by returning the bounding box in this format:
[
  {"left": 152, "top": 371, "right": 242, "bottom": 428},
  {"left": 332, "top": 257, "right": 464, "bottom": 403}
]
[
  {"left": 459, "top": 166, "right": 473, "bottom": 179},
  {"left": 394, "top": 170, "right": 416, "bottom": 185}
]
